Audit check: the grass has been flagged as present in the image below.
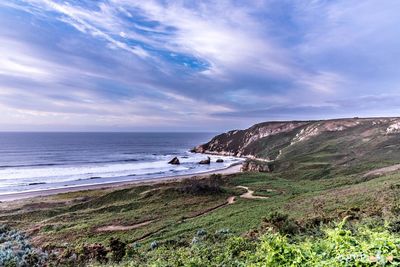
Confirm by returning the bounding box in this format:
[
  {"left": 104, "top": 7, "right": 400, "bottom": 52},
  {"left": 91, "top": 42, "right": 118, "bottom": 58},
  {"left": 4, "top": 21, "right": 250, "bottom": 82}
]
[
  {"left": 1, "top": 165, "right": 400, "bottom": 250},
  {"left": 90, "top": 219, "right": 400, "bottom": 266}
]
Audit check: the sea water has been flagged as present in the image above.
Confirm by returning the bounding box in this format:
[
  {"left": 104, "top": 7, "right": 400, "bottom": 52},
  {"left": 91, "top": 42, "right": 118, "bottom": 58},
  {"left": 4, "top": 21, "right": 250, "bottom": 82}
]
[{"left": 0, "top": 132, "right": 241, "bottom": 195}]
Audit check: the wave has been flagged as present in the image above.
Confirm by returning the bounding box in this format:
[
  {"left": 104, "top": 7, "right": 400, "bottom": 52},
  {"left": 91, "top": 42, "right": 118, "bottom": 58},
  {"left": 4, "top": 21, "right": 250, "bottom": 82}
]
[
  {"left": 0, "top": 154, "right": 242, "bottom": 194},
  {"left": 0, "top": 158, "right": 192, "bottom": 181},
  {"left": 0, "top": 158, "right": 141, "bottom": 169},
  {"left": 0, "top": 163, "right": 59, "bottom": 168}
]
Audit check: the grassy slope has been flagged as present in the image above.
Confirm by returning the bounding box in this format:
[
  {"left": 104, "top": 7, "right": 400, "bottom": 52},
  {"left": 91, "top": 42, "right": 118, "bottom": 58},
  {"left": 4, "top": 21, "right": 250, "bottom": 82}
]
[{"left": 1, "top": 167, "right": 399, "bottom": 249}]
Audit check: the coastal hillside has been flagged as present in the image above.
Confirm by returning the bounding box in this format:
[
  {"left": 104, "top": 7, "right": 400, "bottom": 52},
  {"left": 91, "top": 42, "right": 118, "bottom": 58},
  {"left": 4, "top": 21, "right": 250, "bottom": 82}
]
[
  {"left": 194, "top": 117, "right": 400, "bottom": 178},
  {"left": 2, "top": 118, "right": 400, "bottom": 266}
]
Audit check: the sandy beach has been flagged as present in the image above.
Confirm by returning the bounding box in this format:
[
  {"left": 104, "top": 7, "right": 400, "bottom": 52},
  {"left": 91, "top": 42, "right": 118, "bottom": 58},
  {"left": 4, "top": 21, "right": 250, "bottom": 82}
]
[{"left": 0, "top": 163, "right": 242, "bottom": 202}]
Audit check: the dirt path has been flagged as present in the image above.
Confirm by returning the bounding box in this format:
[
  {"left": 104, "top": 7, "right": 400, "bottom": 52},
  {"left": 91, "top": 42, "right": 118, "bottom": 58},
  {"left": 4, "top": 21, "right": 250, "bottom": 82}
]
[
  {"left": 186, "top": 195, "right": 236, "bottom": 220},
  {"left": 363, "top": 164, "right": 400, "bottom": 178},
  {"left": 236, "top": 186, "right": 269, "bottom": 199},
  {"left": 95, "top": 185, "right": 270, "bottom": 239},
  {"left": 96, "top": 220, "right": 154, "bottom": 232},
  {"left": 227, "top": 196, "right": 236, "bottom": 204}
]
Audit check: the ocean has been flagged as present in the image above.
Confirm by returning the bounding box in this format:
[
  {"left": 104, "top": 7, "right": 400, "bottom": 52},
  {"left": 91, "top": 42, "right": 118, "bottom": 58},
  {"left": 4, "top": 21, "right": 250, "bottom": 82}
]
[{"left": 0, "top": 132, "right": 241, "bottom": 195}]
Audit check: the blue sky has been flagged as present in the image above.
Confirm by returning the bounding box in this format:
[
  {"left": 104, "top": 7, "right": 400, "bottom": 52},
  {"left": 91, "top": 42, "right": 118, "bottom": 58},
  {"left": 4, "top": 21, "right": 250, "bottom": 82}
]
[{"left": 1, "top": 0, "right": 400, "bottom": 132}]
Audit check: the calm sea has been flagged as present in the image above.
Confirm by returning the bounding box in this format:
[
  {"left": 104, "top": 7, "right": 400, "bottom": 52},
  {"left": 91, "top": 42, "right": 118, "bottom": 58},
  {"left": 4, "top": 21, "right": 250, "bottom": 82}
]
[{"left": 0, "top": 132, "right": 240, "bottom": 195}]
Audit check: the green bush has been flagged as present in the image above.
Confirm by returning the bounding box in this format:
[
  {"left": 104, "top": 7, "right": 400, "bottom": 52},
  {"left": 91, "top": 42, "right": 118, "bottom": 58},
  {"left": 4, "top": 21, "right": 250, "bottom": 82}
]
[
  {"left": 250, "top": 220, "right": 400, "bottom": 266},
  {"left": 109, "top": 238, "right": 126, "bottom": 263},
  {"left": 6, "top": 220, "right": 400, "bottom": 266},
  {"left": 100, "top": 219, "right": 399, "bottom": 266},
  {"left": 0, "top": 224, "right": 47, "bottom": 267},
  {"left": 177, "top": 174, "right": 224, "bottom": 195},
  {"left": 264, "top": 212, "right": 300, "bottom": 235}
]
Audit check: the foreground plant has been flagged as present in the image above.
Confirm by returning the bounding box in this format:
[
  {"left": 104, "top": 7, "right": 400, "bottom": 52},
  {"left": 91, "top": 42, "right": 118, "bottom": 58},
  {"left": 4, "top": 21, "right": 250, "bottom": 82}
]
[
  {"left": 0, "top": 225, "right": 47, "bottom": 267},
  {"left": 3, "top": 219, "right": 400, "bottom": 266},
  {"left": 108, "top": 219, "right": 400, "bottom": 266},
  {"left": 250, "top": 220, "right": 400, "bottom": 266}
]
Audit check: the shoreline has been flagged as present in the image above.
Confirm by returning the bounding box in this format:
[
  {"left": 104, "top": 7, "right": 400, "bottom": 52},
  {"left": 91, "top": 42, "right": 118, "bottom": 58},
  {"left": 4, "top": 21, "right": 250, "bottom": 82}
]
[{"left": 0, "top": 162, "right": 242, "bottom": 202}]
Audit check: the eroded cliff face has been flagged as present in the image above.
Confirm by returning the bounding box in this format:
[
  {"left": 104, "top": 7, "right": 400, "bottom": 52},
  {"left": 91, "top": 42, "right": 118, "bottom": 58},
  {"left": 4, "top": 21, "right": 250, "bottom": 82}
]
[
  {"left": 193, "top": 121, "right": 307, "bottom": 157},
  {"left": 193, "top": 117, "right": 400, "bottom": 162}
]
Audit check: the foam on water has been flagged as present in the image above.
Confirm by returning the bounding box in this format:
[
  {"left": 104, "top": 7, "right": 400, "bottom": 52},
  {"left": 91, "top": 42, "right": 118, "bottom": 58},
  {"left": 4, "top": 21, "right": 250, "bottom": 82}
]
[{"left": 0, "top": 133, "right": 241, "bottom": 195}]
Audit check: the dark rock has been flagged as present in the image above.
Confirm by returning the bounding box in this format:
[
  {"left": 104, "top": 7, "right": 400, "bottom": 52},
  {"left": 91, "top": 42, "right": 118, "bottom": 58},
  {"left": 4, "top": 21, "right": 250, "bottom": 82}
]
[
  {"left": 168, "top": 157, "right": 180, "bottom": 165},
  {"left": 216, "top": 159, "right": 224, "bottom": 163},
  {"left": 198, "top": 157, "right": 211, "bottom": 164}
]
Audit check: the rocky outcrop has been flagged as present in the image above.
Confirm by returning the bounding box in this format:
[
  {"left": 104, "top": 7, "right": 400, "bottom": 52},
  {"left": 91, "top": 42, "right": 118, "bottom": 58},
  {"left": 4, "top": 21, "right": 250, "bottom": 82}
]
[
  {"left": 168, "top": 157, "right": 180, "bottom": 165},
  {"left": 199, "top": 157, "right": 211, "bottom": 164},
  {"left": 241, "top": 160, "right": 274, "bottom": 172},
  {"left": 216, "top": 159, "right": 224, "bottom": 163},
  {"left": 387, "top": 121, "right": 400, "bottom": 134}
]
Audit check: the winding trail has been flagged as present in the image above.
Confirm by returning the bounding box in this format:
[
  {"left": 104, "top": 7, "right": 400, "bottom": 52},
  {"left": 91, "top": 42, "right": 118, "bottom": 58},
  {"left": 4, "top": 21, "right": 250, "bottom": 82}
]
[
  {"left": 96, "top": 186, "right": 268, "bottom": 238},
  {"left": 132, "top": 195, "right": 236, "bottom": 242},
  {"left": 96, "top": 220, "right": 154, "bottom": 232},
  {"left": 185, "top": 195, "right": 236, "bottom": 220},
  {"left": 236, "top": 186, "right": 270, "bottom": 199},
  {"left": 363, "top": 164, "right": 400, "bottom": 178},
  {"left": 227, "top": 196, "right": 236, "bottom": 204},
  {"left": 97, "top": 195, "right": 236, "bottom": 236}
]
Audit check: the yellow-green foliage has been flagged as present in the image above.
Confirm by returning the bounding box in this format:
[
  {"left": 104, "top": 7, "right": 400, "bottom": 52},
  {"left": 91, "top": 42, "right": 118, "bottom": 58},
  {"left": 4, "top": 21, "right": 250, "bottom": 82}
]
[
  {"left": 250, "top": 221, "right": 399, "bottom": 266},
  {"left": 98, "top": 220, "right": 400, "bottom": 267}
]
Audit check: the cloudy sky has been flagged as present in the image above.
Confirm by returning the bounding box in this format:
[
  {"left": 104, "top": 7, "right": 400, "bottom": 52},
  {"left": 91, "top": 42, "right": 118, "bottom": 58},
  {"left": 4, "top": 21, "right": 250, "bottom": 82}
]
[{"left": 1, "top": 0, "right": 400, "bottom": 132}]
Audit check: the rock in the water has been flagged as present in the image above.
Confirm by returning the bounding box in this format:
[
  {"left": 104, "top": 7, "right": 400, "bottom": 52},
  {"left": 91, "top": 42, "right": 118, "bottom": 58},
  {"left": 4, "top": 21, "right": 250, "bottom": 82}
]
[
  {"left": 199, "top": 157, "right": 211, "bottom": 164},
  {"left": 216, "top": 159, "right": 224, "bottom": 163},
  {"left": 168, "top": 157, "right": 180, "bottom": 165}
]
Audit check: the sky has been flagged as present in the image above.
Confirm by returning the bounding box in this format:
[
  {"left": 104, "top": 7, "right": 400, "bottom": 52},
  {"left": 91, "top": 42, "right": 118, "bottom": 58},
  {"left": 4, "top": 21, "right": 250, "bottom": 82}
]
[{"left": 1, "top": 0, "right": 400, "bottom": 132}]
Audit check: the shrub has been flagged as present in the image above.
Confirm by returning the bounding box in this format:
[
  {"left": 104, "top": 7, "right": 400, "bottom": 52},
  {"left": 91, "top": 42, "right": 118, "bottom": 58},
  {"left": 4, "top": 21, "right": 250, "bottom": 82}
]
[
  {"left": 214, "top": 228, "right": 231, "bottom": 241},
  {"left": 76, "top": 243, "right": 108, "bottom": 264},
  {"left": 109, "top": 238, "right": 126, "bottom": 263},
  {"left": 150, "top": 241, "right": 159, "bottom": 250},
  {"left": 178, "top": 174, "right": 224, "bottom": 195},
  {"left": 389, "top": 220, "right": 400, "bottom": 233},
  {"left": 4, "top": 220, "right": 400, "bottom": 266},
  {"left": 196, "top": 229, "right": 207, "bottom": 237},
  {"left": 125, "top": 242, "right": 140, "bottom": 257},
  {"left": 264, "top": 211, "right": 300, "bottom": 235},
  {"left": 0, "top": 224, "right": 47, "bottom": 267}
]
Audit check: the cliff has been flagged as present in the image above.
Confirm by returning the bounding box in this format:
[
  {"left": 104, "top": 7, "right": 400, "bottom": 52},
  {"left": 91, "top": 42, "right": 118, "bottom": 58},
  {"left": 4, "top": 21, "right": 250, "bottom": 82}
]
[{"left": 194, "top": 117, "right": 400, "bottom": 176}]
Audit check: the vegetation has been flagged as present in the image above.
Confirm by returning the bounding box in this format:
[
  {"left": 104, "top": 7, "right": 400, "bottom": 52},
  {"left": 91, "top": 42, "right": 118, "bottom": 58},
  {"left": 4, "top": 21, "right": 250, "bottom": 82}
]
[
  {"left": 2, "top": 219, "right": 399, "bottom": 266},
  {"left": 177, "top": 174, "right": 224, "bottom": 195},
  {"left": 0, "top": 225, "right": 47, "bottom": 267},
  {"left": 1, "top": 165, "right": 400, "bottom": 266},
  {"left": 2, "top": 118, "right": 400, "bottom": 265}
]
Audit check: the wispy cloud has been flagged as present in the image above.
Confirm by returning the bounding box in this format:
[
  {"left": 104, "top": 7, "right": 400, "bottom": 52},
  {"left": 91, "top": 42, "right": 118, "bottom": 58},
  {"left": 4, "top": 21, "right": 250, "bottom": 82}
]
[{"left": 0, "top": 0, "right": 399, "bottom": 131}]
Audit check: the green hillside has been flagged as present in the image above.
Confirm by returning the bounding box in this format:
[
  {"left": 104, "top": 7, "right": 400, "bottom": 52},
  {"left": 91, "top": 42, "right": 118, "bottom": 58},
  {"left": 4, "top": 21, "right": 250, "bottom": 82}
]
[
  {"left": 2, "top": 117, "right": 400, "bottom": 266},
  {"left": 195, "top": 118, "right": 400, "bottom": 178}
]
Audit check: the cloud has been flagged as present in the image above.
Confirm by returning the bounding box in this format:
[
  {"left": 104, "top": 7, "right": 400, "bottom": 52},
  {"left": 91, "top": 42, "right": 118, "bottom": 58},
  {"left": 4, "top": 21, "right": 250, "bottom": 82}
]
[{"left": 0, "top": 0, "right": 399, "bottom": 131}]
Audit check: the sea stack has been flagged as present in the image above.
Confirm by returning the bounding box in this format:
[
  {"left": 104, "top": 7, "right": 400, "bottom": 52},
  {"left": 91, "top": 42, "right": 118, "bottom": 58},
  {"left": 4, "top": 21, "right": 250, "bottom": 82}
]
[
  {"left": 199, "top": 157, "right": 211, "bottom": 164},
  {"left": 168, "top": 157, "right": 180, "bottom": 165}
]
